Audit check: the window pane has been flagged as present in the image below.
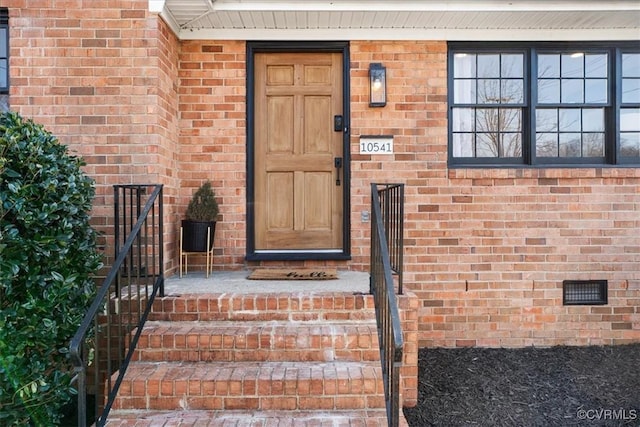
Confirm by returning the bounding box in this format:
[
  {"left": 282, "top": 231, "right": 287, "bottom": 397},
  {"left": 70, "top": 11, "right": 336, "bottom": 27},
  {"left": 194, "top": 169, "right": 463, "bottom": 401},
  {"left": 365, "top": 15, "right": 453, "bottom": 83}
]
[
  {"left": 500, "top": 109, "right": 522, "bottom": 132},
  {"left": 582, "top": 109, "right": 604, "bottom": 132},
  {"left": 454, "top": 79, "right": 476, "bottom": 103},
  {"left": 0, "top": 59, "right": 6, "bottom": 88},
  {"left": 454, "top": 53, "right": 476, "bottom": 78},
  {"left": 622, "top": 78, "right": 640, "bottom": 103},
  {"left": 620, "top": 108, "right": 640, "bottom": 132},
  {"left": 561, "top": 79, "right": 583, "bottom": 103},
  {"left": 477, "top": 54, "right": 500, "bottom": 78},
  {"left": 538, "top": 54, "right": 559, "bottom": 78},
  {"left": 562, "top": 54, "right": 584, "bottom": 77},
  {"left": 501, "top": 80, "right": 524, "bottom": 103},
  {"left": 538, "top": 79, "right": 560, "bottom": 103},
  {"left": 559, "top": 133, "right": 582, "bottom": 157},
  {"left": 585, "top": 54, "right": 607, "bottom": 78},
  {"left": 622, "top": 53, "right": 640, "bottom": 78},
  {"left": 0, "top": 28, "right": 6, "bottom": 58},
  {"left": 476, "top": 108, "right": 498, "bottom": 132},
  {"left": 536, "top": 133, "right": 558, "bottom": 157},
  {"left": 536, "top": 109, "right": 557, "bottom": 132},
  {"left": 502, "top": 54, "right": 523, "bottom": 78},
  {"left": 585, "top": 79, "right": 607, "bottom": 103},
  {"left": 559, "top": 109, "right": 581, "bottom": 132},
  {"left": 620, "top": 132, "right": 640, "bottom": 157},
  {"left": 452, "top": 133, "right": 475, "bottom": 157},
  {"left": 583, "top": 133, "right": 604, "bottom": 156},
  {"left": 477, "top": 79, "right": 500, "bottom": 103},
  {"left": 452, "top": 108, "right": 475, "bottom": 131},
  {"left": 501, "top": 133, "right": 522, "bottom": 157},
  {"left": 477, "top": 133, "right": 499, "bottom": 157}
]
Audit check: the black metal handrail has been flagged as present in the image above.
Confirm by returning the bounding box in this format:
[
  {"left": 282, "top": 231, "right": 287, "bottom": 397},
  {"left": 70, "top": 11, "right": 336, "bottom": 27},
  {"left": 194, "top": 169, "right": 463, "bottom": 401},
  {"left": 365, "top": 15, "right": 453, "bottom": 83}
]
[
  {"left": 370, "top": 183, "right": 405, "bottom": 427},
  {"left": 376, "top": 183, "right": 404, "bottom": 294},
  {"left": 69, "top": 184, "right": 164, "bottom": 427}
]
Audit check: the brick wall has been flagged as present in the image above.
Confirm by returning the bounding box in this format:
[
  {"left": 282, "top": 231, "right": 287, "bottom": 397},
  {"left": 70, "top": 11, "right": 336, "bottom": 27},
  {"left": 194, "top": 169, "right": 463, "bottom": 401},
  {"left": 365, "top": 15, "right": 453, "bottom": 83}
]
[
  {"left": 8, "top": 0, "right": 181, "bottom": 271},
  {"left": 350, "top": 41, "right": 640, "bottom": 347},
  {"left": 7, "top": 4, "right": 639, "bottom": 348},
  {"left": 177, "top": 40, "right": 247, "bottom": 269}
]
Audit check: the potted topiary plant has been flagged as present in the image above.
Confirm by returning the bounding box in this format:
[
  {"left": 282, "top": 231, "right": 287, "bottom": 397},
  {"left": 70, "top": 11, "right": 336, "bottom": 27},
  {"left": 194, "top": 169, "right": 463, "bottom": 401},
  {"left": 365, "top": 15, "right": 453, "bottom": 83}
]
[{"left": 181, "top": 181, "right": 219, "bottom": 253}]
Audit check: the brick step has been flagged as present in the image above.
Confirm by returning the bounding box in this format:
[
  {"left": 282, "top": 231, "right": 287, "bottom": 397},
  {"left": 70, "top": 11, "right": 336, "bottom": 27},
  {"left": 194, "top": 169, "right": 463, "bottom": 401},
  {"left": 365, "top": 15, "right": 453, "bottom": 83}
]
[
  {"left": 105, "top": 409, "right": 410, "bottom": 427},
  {"left": 112, "top": 361, "right": 384, "bottom": 411},
  {"left": 133, "top": 320, "right": 380, "bottom": 363},
  {"left": 148, "top": 292, "right": 375, "bottom": 322}
]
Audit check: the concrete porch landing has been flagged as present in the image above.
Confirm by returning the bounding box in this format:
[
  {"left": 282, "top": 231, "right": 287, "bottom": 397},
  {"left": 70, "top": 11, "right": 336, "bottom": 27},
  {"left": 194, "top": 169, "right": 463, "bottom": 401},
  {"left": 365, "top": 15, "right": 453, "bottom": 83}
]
[{"left": 163, "top": 270, "right": 371, "bottom": 295}]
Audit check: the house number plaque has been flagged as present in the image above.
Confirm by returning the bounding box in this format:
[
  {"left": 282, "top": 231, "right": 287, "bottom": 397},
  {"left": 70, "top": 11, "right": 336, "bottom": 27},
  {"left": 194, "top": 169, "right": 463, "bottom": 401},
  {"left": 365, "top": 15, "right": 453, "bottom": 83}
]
[{"left": 359, "top": 135, "right": 394, "bottom": 154}]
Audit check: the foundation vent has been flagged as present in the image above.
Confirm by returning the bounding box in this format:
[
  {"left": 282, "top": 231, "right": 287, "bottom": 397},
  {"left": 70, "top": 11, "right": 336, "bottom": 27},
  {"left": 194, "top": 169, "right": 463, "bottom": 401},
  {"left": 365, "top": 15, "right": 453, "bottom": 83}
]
[{"left": 563, "top": 280, "right": 608, "bottom": 305}]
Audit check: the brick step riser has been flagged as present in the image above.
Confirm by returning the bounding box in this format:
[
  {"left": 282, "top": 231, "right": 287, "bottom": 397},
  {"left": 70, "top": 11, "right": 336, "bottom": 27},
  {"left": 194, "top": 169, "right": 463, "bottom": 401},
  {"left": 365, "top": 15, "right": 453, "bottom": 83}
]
[
  {"left": 148, "top": 311, "right": 376, "bottom": 322},
  {"left": 113, "top": 394, "right": 386, "bottom": 411},
  {"left": 147, "top": 294, "right": 375, "bottom": 323},
  {"left": 132, "top": 347, "right": 380, "bottom": 363},
  {"left": 111, "top": 363, "right": 385, "bottom": 412},
  {"left": 105, "top": 409, "right": 393, "bottom": 427},
  {"left": 132, "top": 325, "right": 380, "bottom": 363}
]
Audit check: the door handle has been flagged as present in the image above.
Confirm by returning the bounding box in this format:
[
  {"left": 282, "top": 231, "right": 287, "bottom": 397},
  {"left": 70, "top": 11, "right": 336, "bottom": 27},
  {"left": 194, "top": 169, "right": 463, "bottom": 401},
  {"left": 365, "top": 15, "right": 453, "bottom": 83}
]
[{"left": 334, "top": 157, "right": 343, "bottom": 186}]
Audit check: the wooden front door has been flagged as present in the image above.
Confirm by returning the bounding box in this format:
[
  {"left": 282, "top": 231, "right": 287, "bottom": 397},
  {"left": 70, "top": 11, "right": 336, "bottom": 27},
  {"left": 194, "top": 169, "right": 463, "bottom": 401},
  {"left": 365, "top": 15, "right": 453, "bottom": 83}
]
[{"left": 254, "top": 52, "right": 344, "bottom": 253}]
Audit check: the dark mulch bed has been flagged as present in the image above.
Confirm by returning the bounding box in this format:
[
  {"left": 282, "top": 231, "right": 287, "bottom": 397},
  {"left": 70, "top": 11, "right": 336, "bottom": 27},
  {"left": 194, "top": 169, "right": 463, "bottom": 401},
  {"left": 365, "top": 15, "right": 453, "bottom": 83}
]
[{"left": 404, "top": 344, "right": 640, "bottom": 427}]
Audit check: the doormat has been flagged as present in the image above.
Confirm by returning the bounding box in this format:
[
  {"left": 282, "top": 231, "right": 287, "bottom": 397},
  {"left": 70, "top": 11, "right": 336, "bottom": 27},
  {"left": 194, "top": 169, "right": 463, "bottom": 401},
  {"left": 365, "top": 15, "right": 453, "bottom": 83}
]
[{"left": 247, "top": 268, "right": 338, "bottom": 280}]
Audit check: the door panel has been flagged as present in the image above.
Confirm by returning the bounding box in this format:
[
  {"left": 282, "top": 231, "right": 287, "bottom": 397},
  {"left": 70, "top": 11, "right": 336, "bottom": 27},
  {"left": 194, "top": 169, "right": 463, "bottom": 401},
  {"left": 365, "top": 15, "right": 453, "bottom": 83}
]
[{"left": 255, "top": 52, "right": 343, "bottom": 251}]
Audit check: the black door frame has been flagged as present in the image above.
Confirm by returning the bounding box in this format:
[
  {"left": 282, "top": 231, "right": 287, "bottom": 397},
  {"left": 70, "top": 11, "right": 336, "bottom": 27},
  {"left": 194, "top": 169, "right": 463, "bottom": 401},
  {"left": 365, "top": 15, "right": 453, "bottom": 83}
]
[{"left": 245, "top": 41, "right": 351, "bottom": 261}]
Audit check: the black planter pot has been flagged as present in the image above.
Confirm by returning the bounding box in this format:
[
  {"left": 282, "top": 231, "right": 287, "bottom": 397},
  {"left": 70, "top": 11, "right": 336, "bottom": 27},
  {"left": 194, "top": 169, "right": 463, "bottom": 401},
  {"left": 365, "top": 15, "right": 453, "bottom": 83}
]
[{"left": 181, "top": 220, "right": 216, "bottom": 252}]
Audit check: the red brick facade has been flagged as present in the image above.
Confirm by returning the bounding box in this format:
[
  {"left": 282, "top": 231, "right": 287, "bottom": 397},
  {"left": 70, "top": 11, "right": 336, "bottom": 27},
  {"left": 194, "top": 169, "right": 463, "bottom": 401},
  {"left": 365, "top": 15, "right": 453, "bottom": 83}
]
[{"left": 6, "top": 2, "right": 640, "bottom": 347}]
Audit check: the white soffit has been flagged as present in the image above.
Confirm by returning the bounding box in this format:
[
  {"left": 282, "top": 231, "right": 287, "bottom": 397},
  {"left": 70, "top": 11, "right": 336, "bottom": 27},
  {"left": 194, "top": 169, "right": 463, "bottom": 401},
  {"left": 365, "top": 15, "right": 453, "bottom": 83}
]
[{"left": 152, "top": 0, "right": 640, "bottom": 41}]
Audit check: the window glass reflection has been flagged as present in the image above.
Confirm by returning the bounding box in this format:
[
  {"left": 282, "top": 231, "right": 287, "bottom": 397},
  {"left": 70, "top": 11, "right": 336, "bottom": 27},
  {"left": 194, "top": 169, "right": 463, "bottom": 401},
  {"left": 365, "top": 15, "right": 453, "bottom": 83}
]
[
  {"left": 476, "top": 108, "right": 498, "bottom": 132},
  {"left": 452, "top": 108, "right": 475, "bottom": 132},
  {"left": 501, "top": 133, "right": 522, "bottom": 157},
  {"left": 559, "top": 109, "right": 581, "bottom": 132},
  {"left": 477, "top": 54, "right": 500, "bottom": 78},
  {"left": 583, "top": 134, "right": 604, "bottom": 157},
  {"left": 502, "top": 54, "right": 523, "bottom": 78},
  {"left": 501, "top": 80, "right": 524, "bottom": 104},
  {"left": 561, "top": 79, "right": 584, "bottom": 103},
  {"left": 454, "top": 53, "right": 476, "bottom": 78},
  {"left": 538, "top": 79, "right": 560, "bottom": 103},
  {"left": 620, "top": 108, "right": 640, "bottom": 132},
  {"left": 582, "top": 109, "right": 604, "bottom": 132},
  {"left": 538, "top": 54, "right": 559, "bottom": 78},
  {"left": 477, "top": 79, "right": 500, "bottom": 103},
  {"left": 0, "top": 29, "right": 6, "bottom": 58},
  {"left": 622, "top": 53, "right": 640, "bottom": 78},
  {"left": 454, "top": 79, "right": 476, "bottom": 103},
  {"left": 0, "top": 60, "right": 6, "bottom": 88},
  {"left": 562, "top": 54, "right": 584, "bottom": 77},
  {"left": 585, "top": 54, "right": 607, "bottom": 78},
  {"left": 536, "top": 133, "right": 558, "bottom": 157},
  {"left": 559, "top": 133, "right": 582, "bottom": 157},
  {"left": 477, "top": 133, "right": 499, "bottom": 157},
  {"left": 620, "top": 133, "right": 640, "bottom": 157},
  {"left": 536, "top": 109, "right": 557, "bottom": 132},
  {"left": 622, "top": 78, "right": 640, "bottom": 103},
  {"left": 452, "top": 133, "right": 475, "bottom": 157},
  {"left": 500, "top": 109, "right": 522, "bottom": 132},
  {"left": 585, "top": 79, "right": 607, "bottom": 103}
]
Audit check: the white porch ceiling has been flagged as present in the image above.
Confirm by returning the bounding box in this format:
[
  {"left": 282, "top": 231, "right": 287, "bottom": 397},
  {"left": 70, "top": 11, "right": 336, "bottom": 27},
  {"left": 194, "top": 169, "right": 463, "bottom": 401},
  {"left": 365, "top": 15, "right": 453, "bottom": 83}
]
[{"left": 153, "top": 0, "right": 640, "bottom": 41}]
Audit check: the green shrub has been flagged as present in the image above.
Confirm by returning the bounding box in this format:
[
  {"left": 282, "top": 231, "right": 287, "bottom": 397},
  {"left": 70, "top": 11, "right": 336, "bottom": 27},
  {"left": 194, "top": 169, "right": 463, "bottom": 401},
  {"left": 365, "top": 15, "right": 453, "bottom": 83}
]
[
  {"left": 185, "top": 180, "right": 219, "bottom": 222},
  {"left": 0, "top": 112, "right": 102, "bottom": 426}
]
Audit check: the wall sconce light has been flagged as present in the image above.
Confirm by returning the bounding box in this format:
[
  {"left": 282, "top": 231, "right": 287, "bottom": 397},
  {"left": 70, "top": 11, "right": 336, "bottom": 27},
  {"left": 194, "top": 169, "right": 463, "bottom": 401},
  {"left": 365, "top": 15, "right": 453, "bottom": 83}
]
[{"left": 369, "top": 63, "right": 386, "bottom": 107}]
